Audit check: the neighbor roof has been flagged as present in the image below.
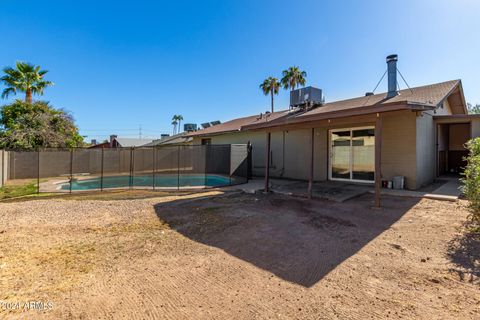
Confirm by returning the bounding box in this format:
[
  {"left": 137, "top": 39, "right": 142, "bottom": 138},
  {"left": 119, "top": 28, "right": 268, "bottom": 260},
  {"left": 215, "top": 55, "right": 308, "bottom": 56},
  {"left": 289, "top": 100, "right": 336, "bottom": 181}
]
[
  {"left": 186, "top": 110, "right": 289, "bottom": 137},
  {"left": 115, "top": 137, "right": 154, "bottom": 147},
  {"left": 142, "top": 132, "right": 192, "bottom": 146},
  {"left": 243, "top": 80, "right": 465, "bottom": 131}
]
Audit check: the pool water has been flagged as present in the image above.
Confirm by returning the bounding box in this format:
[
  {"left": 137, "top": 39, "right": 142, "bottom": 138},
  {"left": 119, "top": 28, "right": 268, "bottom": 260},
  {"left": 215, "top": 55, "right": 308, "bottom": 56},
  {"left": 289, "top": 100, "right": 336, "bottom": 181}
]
[{"left": 61, "top": 174, "right": 232, "bottom": 191}]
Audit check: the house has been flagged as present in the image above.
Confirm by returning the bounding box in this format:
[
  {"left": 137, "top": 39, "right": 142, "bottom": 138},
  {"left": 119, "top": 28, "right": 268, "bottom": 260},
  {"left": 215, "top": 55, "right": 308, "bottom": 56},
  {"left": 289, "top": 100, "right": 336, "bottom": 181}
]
[
  {"left": 142, "top": 132, "right": 193, "bottom": 147},
  {"left": 187, "top": 55, "right": 478, "bottom": 201},
  {"left": 89, "top": 135, "right": 155, "bottom": 148}
]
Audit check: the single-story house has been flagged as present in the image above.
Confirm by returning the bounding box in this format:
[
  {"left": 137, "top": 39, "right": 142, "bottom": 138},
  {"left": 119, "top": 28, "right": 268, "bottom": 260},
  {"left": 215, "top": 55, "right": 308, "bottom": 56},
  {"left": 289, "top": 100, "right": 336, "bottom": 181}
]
[
  {"left": 89, "top": 135, "right": 155, "bottom": 148},
  {"left": 142, "top": 132, "right": 193, "bottom": 147},
  {"left": 187, "top": 55, "right": 479, "bottom": 203}
]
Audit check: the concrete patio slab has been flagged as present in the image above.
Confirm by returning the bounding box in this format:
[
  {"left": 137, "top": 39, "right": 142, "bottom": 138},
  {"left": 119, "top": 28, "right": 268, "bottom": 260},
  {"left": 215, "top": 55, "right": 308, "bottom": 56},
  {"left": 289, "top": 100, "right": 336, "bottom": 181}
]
[{"left": 227, "top": 176, "right": 463, "bottom": 202}]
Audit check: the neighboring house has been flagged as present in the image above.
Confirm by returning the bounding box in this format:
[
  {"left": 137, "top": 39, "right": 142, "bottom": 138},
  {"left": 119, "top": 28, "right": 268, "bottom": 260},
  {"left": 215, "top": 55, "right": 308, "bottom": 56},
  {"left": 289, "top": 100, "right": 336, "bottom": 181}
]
[
  {"left": 142, "top": 132, "right": 193, "bottom": 147},
  {"left": 187, "top": 55, "right": 478, "bottom": 192},
  {"left": 89, "top": 135, "right": 155, "bottom": 148}
]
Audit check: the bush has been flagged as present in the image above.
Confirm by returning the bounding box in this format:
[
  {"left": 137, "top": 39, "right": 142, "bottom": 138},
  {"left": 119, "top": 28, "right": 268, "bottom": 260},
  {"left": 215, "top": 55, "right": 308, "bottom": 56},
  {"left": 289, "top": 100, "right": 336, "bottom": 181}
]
[
  {"left": 0, "top": 100, "right": 83, "bottom": 150},
  {"left": 462, "top": 137, "right": 480, "bottom": 226}
]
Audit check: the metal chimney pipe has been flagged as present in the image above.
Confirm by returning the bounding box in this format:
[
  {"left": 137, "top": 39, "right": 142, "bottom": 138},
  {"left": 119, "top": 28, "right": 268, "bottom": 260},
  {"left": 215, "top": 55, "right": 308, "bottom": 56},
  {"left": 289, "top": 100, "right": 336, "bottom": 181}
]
[{"left": 386, "top": 54, "right": 398, "bottom": 98}]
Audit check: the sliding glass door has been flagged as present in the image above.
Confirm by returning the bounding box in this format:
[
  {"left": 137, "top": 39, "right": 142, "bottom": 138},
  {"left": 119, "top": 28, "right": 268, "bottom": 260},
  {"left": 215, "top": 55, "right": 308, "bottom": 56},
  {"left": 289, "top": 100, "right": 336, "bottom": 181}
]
[{"left": 329, "top": 127, "right": 375, "bottom": 182}]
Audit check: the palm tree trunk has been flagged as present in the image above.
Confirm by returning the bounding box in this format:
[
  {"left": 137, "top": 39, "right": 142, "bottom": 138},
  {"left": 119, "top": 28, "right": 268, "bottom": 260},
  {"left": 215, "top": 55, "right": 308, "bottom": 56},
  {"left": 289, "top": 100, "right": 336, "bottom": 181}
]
[
  {"left": 270, "top": 91, "right": 274, "bottom": 113},
  {"left": 25, "top": 87, "right": 32, "bottom": 104}
]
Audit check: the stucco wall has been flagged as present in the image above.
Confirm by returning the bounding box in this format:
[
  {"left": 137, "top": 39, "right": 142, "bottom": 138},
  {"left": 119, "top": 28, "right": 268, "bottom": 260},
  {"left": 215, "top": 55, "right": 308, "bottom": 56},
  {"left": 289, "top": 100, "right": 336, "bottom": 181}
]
[
  {"left": 472, "top": 119, "right": 480, "bottom": 138},
  {"left": 380, "top": 111, "right": 418, "bottom": 189},
  {"left": 415, "top": 113, "right": 437, "bottom": 188}
]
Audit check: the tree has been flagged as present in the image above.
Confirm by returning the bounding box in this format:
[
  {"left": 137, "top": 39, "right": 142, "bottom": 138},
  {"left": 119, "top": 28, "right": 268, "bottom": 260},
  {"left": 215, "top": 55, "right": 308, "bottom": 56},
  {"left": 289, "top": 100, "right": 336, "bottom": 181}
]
[
  {"left": 260, "top": 77, "right": 281, "bottom": 113},
  {"left": 467, "top": 103, "right": 480, "bottom": 114},
  {"left": 171, "top": 115, "right": 183, "bottom": 134},
  {"left": 171, "top": 118, "right": 178, "bottom": 135},
  {"left": 281, "top": 66, "right": 307, "bottom": 91},
  {"left": 176, "top": 115, "right": 184, "bottom": 133},
  {"left": 0, "top": 100, "right": 83, "bottom": 150},
  {"left": 1, "top": 62, "right": 54, "bottom": 103}
]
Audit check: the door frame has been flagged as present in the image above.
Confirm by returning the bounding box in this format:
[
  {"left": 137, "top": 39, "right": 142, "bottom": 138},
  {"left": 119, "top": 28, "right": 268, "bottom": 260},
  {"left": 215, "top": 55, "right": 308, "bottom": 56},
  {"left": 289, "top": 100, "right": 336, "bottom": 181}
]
[{"left": 328, "top": 126, "right": 375, "bottom": 183}]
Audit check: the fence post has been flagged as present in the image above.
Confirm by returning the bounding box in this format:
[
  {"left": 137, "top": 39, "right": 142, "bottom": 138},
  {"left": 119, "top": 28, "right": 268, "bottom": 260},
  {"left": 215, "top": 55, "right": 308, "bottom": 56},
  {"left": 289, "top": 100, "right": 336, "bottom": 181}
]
[
  {"left": 69, "top": 148, "right": 74, "bottom": 194},
  {"left": 204, "top": 145, "right": 208, "bottom": 189},
  {"left": 177, "top": 145, "right": 180, "bottom": 191},
  {"left": 0, "top": 150, "right": 4, "bottom": 188},
  {"left": 37, "top": 149, "right": 40, "bottom": 194},
  {"left": 101, "top": 147, "right": 104, "bottom": 191},
  {"left": 152, "top": 146, "right": 156, "bottom": 190},
  {"left": 130, "top": 147, "right": 134, "bottom": 190}
]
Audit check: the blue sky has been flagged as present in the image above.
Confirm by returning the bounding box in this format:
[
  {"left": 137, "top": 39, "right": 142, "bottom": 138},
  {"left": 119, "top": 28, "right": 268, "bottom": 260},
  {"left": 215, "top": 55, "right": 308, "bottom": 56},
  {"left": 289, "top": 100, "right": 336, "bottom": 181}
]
[{"left": 1, "top": 0, "right": 479, "bottom": 141}]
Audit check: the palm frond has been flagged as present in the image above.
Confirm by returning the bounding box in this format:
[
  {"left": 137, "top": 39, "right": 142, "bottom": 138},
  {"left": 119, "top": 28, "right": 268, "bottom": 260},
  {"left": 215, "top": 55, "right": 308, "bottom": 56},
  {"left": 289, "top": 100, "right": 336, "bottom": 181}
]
[
  {"left": 1, "top": 87, "right": 16, "bottom": 99},
  {"left": 1, "top": 62, "right": 53, "bottom": 101}
]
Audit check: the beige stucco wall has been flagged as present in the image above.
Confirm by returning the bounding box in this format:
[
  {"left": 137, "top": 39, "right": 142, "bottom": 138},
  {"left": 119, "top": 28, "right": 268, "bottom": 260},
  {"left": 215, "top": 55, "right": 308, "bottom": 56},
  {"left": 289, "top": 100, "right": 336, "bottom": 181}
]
[
  {"left": 471, "top": 119, "right": 480, "bottom": 139},
  {"left": 381, "top": 111, "right": 418, "bottom": 189},
  {"left": 415, "top": 113, "right": 437, "bottom": 188},
  {"left": 414, "top": 97, "right": 460, "bottom": 188}
]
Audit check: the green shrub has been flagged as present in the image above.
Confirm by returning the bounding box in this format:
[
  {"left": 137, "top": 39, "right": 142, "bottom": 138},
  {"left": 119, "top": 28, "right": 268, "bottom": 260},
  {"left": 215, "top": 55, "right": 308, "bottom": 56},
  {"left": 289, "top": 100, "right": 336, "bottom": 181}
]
[{"left": 462, "top": 137, "right": 480, "bottom": 225}]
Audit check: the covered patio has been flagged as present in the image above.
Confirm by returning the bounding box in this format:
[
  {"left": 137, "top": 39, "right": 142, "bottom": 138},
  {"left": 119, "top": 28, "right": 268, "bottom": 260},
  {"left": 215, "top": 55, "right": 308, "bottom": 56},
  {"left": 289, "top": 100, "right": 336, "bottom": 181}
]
[{"left": 257, "top": 112, "right": 392, "bottom": 207}]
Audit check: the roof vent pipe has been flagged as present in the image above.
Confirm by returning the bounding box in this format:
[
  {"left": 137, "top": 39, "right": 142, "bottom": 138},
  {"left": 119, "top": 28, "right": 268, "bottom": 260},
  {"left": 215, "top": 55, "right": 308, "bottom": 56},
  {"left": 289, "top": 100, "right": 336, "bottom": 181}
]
[{"left": 386, "top": 54, "right": 398, "bottom": 98}]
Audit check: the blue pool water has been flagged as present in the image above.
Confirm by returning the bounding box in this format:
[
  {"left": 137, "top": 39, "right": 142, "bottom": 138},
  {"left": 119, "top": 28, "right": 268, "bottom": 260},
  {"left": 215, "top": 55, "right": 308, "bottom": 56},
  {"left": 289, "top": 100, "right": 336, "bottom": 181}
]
[{"left": 61, "top": 174, "right": 231, "bottom": 191}]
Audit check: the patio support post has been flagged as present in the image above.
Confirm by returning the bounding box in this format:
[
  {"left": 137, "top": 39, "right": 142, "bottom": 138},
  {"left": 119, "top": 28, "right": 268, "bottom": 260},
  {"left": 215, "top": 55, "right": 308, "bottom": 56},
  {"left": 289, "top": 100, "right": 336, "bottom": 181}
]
[
  {"left": 308, "top": 128, "right": 315, "bottom": 199},
  {"left": 375, "top": 114, "right": 383, "bottom": 207},
  {"left": 264, "top": 131, "right": 271, "bottom": 192}
]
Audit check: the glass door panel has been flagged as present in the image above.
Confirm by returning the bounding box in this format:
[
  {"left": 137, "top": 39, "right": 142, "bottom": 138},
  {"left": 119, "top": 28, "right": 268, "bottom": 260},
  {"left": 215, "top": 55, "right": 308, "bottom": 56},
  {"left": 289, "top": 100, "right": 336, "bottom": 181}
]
[
  {"left": 352, "top": 128, "right": 375, "bottom": 181},
  {"left": 331, "top": 130, "right": 351, "bottom": 179}
]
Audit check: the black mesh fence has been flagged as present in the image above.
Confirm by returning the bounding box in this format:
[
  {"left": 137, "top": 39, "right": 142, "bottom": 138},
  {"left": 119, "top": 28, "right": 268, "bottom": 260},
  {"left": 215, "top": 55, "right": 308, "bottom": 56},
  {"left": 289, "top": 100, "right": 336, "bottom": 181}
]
[{"left": 5, "top": 144, "right": 249, "bottom": 193}]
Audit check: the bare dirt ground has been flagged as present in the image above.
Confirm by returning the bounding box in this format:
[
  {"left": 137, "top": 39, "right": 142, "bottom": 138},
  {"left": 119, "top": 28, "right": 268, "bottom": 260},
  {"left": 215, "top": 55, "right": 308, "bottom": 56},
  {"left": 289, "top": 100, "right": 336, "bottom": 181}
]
[{"left": 0, "top": 191, "right": 479, "bottom": 319}]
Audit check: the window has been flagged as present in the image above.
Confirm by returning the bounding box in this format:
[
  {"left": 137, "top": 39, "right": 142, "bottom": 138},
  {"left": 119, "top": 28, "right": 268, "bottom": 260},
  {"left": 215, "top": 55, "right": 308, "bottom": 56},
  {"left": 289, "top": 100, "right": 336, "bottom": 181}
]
[{"left": 201, "top": 138, "right": 212, "bottom": 145}]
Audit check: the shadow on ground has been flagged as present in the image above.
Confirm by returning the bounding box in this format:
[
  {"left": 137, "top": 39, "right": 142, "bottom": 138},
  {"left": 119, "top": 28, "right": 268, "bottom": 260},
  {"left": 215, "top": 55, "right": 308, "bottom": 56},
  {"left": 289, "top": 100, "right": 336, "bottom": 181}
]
[
  {"left": 154, "top": 192, "right": 418, "bottom": 287},
  {"left": 447, "top": 223, "right": 480, "bottom": 284}
]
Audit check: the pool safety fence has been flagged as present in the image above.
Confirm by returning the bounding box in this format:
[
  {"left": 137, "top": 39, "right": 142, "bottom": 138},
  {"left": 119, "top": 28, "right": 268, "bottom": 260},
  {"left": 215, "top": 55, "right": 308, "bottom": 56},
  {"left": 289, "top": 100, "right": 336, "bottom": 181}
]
[{"left": 3, "top": 144, "right": 250, "bottom": 193}]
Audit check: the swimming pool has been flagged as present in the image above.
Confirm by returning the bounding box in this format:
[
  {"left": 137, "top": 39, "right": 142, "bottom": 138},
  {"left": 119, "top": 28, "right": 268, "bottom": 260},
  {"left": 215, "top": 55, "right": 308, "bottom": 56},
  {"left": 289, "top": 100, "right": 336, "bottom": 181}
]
[{"left": 60, "top": 174, "right": 232, "bottom": 191}]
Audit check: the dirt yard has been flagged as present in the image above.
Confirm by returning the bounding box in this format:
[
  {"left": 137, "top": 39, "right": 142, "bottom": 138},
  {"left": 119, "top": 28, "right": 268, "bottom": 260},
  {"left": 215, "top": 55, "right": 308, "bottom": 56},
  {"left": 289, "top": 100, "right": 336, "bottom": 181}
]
[{"left": 0, "top": 191, "right": 479, "bottom": 319}]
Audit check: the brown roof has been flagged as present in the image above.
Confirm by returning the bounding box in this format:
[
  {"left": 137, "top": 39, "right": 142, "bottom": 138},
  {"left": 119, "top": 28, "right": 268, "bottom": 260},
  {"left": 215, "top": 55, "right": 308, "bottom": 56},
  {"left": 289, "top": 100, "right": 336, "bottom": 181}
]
[
  {"left": 186, "top": 110, "right": 289, "bottom": 137},
  {"left": 243, "top": 80, "right": 465, "bottom": 130},
  {"left": 186, "top": 80, "right": 465, "bottom": 136}
]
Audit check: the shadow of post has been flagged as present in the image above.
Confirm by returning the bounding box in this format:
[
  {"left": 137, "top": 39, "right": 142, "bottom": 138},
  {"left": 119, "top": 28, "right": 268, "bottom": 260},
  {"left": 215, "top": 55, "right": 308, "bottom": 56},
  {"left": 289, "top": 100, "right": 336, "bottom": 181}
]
[
  {"left": 447, "top": 223, "right": 480, "bottom": 284},
  {"left": 153, "top": 193, "right": 418, "bottom": 288}
]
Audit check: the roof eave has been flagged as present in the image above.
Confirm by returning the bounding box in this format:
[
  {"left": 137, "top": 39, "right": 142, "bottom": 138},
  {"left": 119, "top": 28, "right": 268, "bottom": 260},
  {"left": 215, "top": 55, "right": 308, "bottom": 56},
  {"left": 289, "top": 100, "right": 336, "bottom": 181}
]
[{"left": 242, "top": 102, "right": 433, "bottom": 131}]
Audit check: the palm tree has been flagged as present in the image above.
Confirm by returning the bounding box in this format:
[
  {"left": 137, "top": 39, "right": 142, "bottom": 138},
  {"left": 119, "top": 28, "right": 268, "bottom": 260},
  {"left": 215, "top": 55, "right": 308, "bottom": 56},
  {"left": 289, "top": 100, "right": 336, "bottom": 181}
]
[
  {"left": 259, "top": 77, "right": 281, "bottom": 113},
  {"left": 281, "top": 66, "right": 307, "bottom": 92},
  {"left": 171, "top": 119, "right": 178, "bottom": 135},
  {"left": 176, "top": 115, "right": 184, "bottom": 133},
  {"left": 1, "top": 61, "right": 54, "bottom": 103}
]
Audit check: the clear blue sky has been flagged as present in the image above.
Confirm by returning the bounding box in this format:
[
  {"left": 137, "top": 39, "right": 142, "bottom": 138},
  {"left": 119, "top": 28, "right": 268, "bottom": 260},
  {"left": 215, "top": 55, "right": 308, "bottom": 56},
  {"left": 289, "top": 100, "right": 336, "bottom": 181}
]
[{"left": 1, "top": 0, "right": 479, "bottom": 141}]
